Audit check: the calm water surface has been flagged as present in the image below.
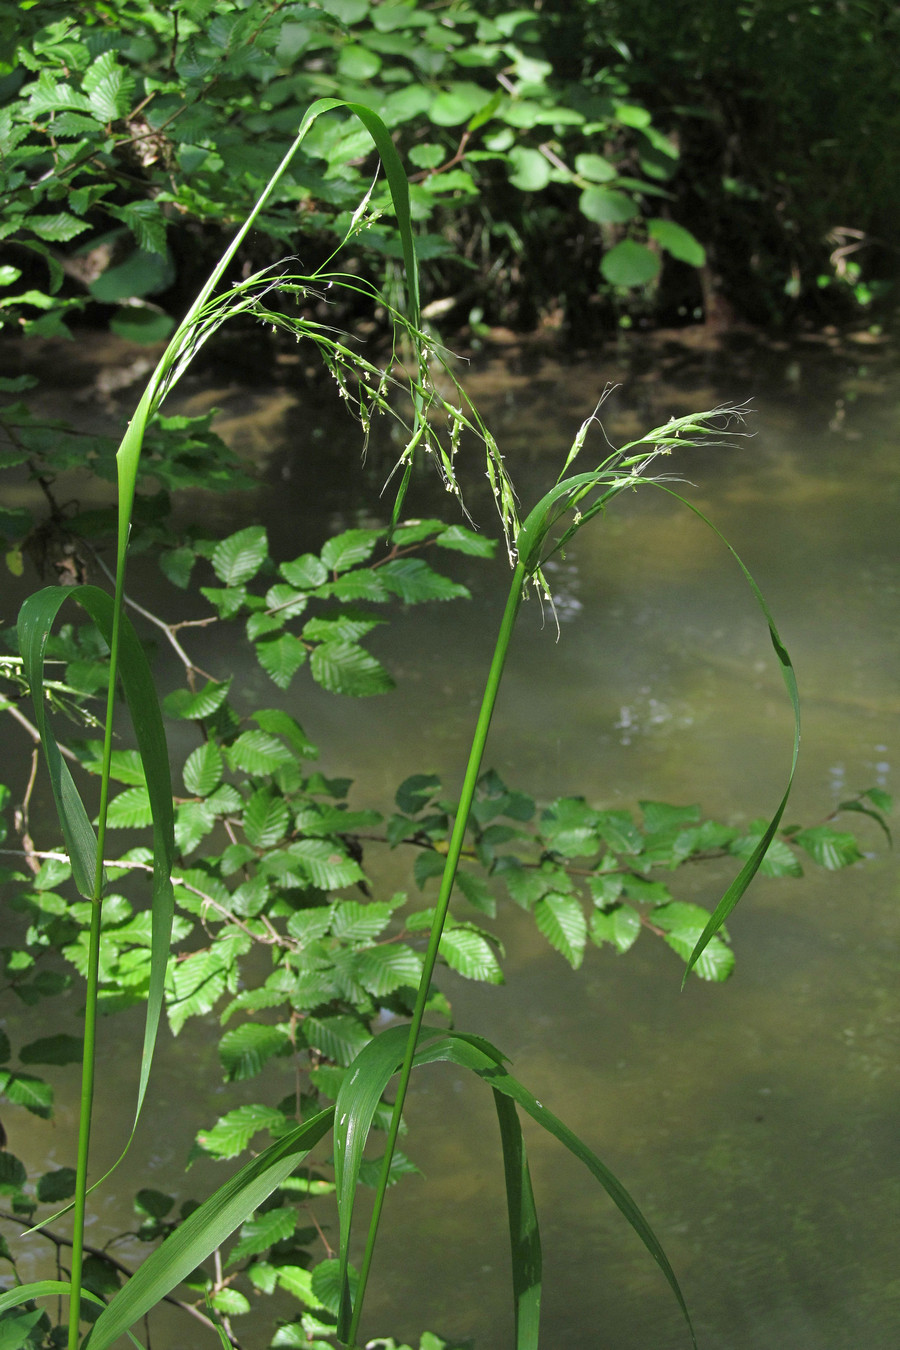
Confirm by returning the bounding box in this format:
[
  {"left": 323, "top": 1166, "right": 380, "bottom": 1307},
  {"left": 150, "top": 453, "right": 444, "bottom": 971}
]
[{"left": 2, "top": 331, "right": 898, "bottom": 1348}]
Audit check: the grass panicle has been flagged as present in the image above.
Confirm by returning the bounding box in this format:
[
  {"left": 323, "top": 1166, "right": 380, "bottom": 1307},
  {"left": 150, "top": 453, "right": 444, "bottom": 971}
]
[{"left": 13, "top": 104, "right": 798, "bottom": 1350}]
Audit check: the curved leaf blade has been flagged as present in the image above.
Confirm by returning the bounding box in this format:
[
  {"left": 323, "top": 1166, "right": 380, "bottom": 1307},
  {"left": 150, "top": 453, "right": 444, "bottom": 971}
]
[{"left": 86, "top": 1110, "right": 334, "bottom": 1350}]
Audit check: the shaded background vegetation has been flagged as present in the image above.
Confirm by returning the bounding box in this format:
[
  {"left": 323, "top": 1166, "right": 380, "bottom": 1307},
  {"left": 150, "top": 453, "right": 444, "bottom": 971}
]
[{"left": 2, "top": 0, "right": 898, "bottom": 347}]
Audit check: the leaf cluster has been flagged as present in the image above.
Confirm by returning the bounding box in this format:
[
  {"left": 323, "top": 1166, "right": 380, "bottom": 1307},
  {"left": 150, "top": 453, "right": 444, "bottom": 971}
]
[{"left": 0, "top": 0, "right": 704, "bottom": 344}]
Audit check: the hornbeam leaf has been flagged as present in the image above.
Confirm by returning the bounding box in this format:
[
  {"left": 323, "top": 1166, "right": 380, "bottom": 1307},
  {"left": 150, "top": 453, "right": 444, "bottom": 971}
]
[
  {"left": 219, "top": 1023, "right": 291, "bottom": 1082},
  {"left": 228, "top": 1206, "right": 297, "bottom": 1265},
  {"left": 211, "top": 526, "right": 268, "bottom": 585},
  {"left": 197, "top": 1105, "right": 287, "bottom": 1160},
  {"left": 534, "top": 893, "right": 587, "bottom": 968},
  {"left": 183, "top": 740, "right": 223, "bottom": 797},
  {"left": 87, "top": 1111, "right": 333, "bottom": 1349},
  {"left": 378, "top": 557, "right": 469, "bottom": 603},
  {"left": 320, "top": 528, "right": 382, "bottom": 572},
  {"left": 439, "top": 927, "right": 503, "bottom": 983},
  {"left": 310, "top": 641, "right": 394, "bottom": 697}
]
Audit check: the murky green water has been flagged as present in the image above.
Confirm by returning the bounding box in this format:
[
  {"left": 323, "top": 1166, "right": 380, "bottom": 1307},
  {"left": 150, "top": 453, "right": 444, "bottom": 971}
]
[{"left": 2, "top": 331, "right": 899, "bottom": 1348}]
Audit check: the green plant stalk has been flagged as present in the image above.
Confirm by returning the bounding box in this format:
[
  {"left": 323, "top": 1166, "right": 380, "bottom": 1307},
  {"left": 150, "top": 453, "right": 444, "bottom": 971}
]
[
  {"left": 67, "top": 572, "right": 127, "bottom": 1347},
  {"left": 67, "top": 892, "right": 102, "bottom": 1346},
  {"left": 346, "top": 559, "right": 527, "bottom": 1347},
  {"left": 51, "top": 100, "right": 421, "bottom": 1346}
]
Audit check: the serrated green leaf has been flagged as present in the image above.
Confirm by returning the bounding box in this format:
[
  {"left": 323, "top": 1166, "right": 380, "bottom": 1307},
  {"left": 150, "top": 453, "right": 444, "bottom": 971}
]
[
  {"left": 378, "top": 557, "right": 468, "bottom": 603},
  {"left": 590, "top": 903, "right": 641, "bottom": 954},
  {"left": 212, "top": 527, "right": 268, "bottom": 585},
  {"left": 439, "top": 926, "right": 504, "bottom": 983},
  {"left": 413, "top": 849, "right": 446, "bottom": 890},
  {"left": 106, "top": 786, "right": 153, "bottom": 829},
  {"left": 264, "top": 583, "right": 307, "bottom": 619},
  {"left": 158, "top": 547, "right": 196, "bottom": 589},
  {"left": 26, "top": 212, "right": 90, "bottom": 243},
  {"left": 183, "top": 740, "right": 223, "bottom": 797},
  {"left": 792, "top": 826, "right": 862, "bottom": 870},
  {"left": 654, "top": 903, "right": 735, "bottom": 981},
  {"left": 330, "top": 900, "right": 392, "bottom": 944},
  {"left": 280, "top": 553, "right": 328, "bottom": 589},
  {"left": 587, "top": 872, "right": 624, "bottom": 905},
  {"left": 304, "top": 1015, "right": 371, "bottom": 1067},
  {"left": 310, "top": 641, "right": 394, "bottom": 697},
  {"left": 395, "top": 773, "right": 442, "bottom": 814},
  {"left": 434, "top": 524, "right": 496, "bottom": 557},
  {"left": 2, "top": 1072, "right": 53, "bottom": 1118},
  {"left": 163, "top": 679, "right": 232, "bottom": 720},
  {"left": 229, "top": 1207, "right": 298, "bottom": 1265},
  {"left": 83, "top": 51, "right": 135, "bottom": 121},
  {"left": 322, "top": 570, "right": 389, "bottom": 602},
  {"left": 355, "top": 944, "right": 424, "bottom": 997},
  {"left": 255, "top": 632, "right": 308, "bottom": 689},
  {"left": 302, "top": 612, "right": 382, "bottom": 643},
  {"left": 197, "top": 1104, "right": 287, "bottom": 1159},
  {"left": 251, "top": 709, "right": 317, "bottom": 759},
  {"left": 225, "top": 731, "right": 294, "bottom": 776},
  {"left": 639, "top": 801, "right": 701, "bottom": 833},
  {"left": 243, "top": 790, "right": 291, "bottom": 848},
  {"left": 534, "top": 893, "right": 587, "bottom": 968},
  {"left": 541, "top": 797, "right": 600, "bottom": 857},
  {"left": 729, "top": 830, "right": 803, "bottom": 877},
  {"left": 0, "top": 1152, "right": 27, "bottom": 1193},
  {"left": 282, "top": 839, "right": 364, "bottom": 889},
  {"left": 210, "top": 1287, "right": 251, "bottom": 1316},
  {"left": 454, "top": 868, "right": 496, "bottom": 916},
  {"left": 111, "top": 200, "right": 168, "bottom": 256},
  {"left": 596, "top": 810, "right": 643, "bottom": 855},
  {"left": 622, "top": 875, "right": 672, "bottom": 904},
  {"left": 219, "top": 1024, "right": 291, "bottom": 1082},
  {"left": 320, "top": 528, "right": 382, "bottom": 572}
]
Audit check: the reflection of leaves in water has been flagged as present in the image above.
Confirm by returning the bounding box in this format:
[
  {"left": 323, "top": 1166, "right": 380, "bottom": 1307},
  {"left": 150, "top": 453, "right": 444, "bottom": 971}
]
[
  {"left": 541, "top": 557, "right": 583, "bottom": 623},
  {"left": 615, "top": 688, "right": 694, "bottom": 745}
]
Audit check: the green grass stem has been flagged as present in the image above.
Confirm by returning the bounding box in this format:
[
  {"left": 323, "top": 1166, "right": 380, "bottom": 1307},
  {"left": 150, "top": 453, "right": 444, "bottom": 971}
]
[{"left": 345, "top": 560, "right": 527, "bottom": 1346}]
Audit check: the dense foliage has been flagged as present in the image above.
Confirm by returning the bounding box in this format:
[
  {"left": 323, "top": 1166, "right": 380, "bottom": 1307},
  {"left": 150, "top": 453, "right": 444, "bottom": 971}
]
[
  {"left": 0, "top": 6, "right": 895, "bottom": 1346},
  {"left": 3, "top": 0, "right": 892, "bottom": 343},
  {"left": 0, "top": 276, "right": 891, "bottom": 1347}
]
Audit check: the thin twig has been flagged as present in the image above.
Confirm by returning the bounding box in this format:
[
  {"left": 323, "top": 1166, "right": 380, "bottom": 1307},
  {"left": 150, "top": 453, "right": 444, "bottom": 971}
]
[
  {"left": 90, "top": 551, "right": 216, "bottom": 680},
  {"left": 0, "top": 1210, "right": 241, "bottom": 1347},
  {"left": 4, "top": 701, "right": 81, "bottom": 763}
]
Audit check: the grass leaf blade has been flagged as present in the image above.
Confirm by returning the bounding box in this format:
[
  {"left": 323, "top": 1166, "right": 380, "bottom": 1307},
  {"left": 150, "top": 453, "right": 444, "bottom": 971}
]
[
  {"left": 85, "top": 1109, "right": 334, "bottom": 1350},
  {"left": 494, "top": 1090, "right": 542, "bottom": 1349},
  {"left": 69, "top": 585, "right": 175, "bottom": 1127},
  {"left": 653, "top": 490, "right": 801, "bottom": 983},
  {"left": 17, "top": 588, "right": 102, "bottom": 899}
]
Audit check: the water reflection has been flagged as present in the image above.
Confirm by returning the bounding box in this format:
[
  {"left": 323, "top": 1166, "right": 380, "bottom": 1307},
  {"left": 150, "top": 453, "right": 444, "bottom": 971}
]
[{"left": 2, "top": 332, "right": 898, "bottom": 1348}]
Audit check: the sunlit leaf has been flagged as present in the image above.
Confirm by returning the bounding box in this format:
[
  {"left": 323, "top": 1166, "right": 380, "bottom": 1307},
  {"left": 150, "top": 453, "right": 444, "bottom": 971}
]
[
  {"left": 310, "top": 641, "right": 394, "bottom": 697},
  {"left": 534, "top": 893, "right": 587, "bottom": 968},
  {"left": 211, "top": 526, "right": 268, "bottom": 585},
  {"left": 219, "top": 1024, "right": 291, "bottom": 1082}
]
